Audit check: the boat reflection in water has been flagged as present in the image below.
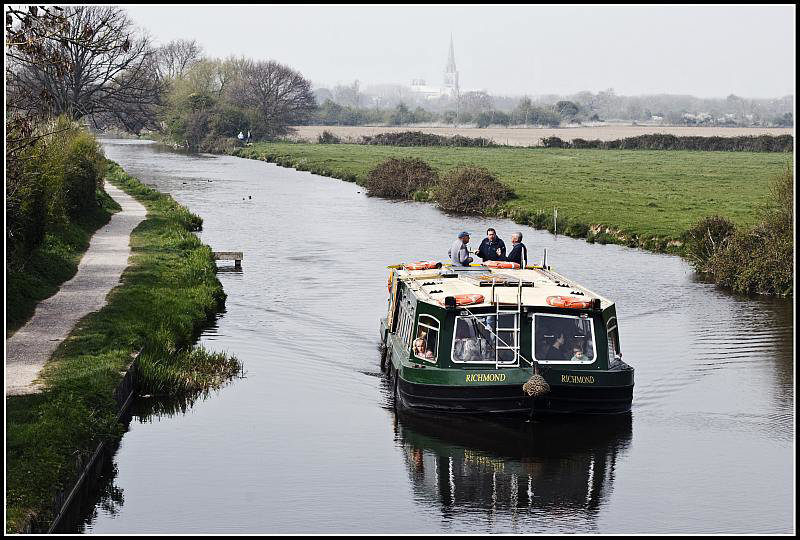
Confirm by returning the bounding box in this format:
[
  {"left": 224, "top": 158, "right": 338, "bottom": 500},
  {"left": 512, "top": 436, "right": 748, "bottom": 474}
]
[{"left": 393, "top": 410, "right": 632, "bottom": 531}]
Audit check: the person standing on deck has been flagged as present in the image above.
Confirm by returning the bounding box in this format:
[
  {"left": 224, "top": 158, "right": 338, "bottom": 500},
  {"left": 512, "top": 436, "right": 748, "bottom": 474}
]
[
  {"left": 477, "top": 228, "right": 506, "bottom": 262},
  {"left": 448, "top": 231, "right": 474, "bottom": 266},
  {"left": 501, "top": 232, "right": 528, "bottom": 267}
]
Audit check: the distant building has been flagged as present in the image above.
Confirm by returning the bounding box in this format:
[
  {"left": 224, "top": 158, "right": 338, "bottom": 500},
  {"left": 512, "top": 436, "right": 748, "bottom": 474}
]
[
  {"left": 443, "top": 35, "right": 459, "bottom": 97},
  {"left": 411, "top": 35, "right": 461, "bottom": 100}
]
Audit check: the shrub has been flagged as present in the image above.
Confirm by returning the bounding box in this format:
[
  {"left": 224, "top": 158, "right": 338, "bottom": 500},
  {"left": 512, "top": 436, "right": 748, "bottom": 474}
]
[
  {"left": 705, "top": 165, "right": 793, "bottom": 296},
  {"left": 361, "top": 131, "right": 495, "bottom": 147},
  {"left": 364, "top": 157, "right": 439, "bottom": 199},
  {"left": 540, "top": 134, "right": 793, "bottom": 152},
  {"left": 6, "top": 117, "right": 105, "bottom": 259},
  {"left": 686, "top": 165, "right": 793, "bottom": 296},
  {"left": 564, "top": 220, "right": 590, "bottom": 238},
  {"left": 541, "top": 136, "right": 569, "bottom": 148},
  {"left": 317, "top": 130, "right": 342, "bottom": 144},
  {"left": 63, "top": 132, "right": 105, "bottom": 218},
  {"left": 683, "top": 216, "right": 737, "bottom": 269},
  {"left": 435, "top": 166, "right": 513, "bottom": 214}
]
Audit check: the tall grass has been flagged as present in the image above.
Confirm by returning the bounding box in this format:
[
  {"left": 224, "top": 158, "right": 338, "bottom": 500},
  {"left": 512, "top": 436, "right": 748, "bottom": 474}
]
[
  {"left": 137, "top": 327, "right": 242, "bottom": 395},
  {"left": 6, "top": 161, "right": 240, "bottom": 532}
]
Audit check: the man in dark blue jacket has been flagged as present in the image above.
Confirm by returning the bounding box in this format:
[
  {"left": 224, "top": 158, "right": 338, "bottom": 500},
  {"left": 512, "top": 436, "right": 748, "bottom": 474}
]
[
  {"left": 477, "top": 228, "right": 506, "bottom": 262},
  {"left": 503, "top": 232, "right": 528, "bottom": 267}
]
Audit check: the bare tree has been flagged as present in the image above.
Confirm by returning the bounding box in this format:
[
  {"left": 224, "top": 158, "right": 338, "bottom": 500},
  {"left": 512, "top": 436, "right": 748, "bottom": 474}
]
[
  {"left": 7, "top": 5, "right": 164, "bottom": 133},
  {"left": 460, "top": 91, "right": 493, "bottom": 115},
  {"left": 227, "top": 59, "right": 316, "bottom": 138},
  {"left": 155, "top": 39, "right": 203, "bottom": 80}
]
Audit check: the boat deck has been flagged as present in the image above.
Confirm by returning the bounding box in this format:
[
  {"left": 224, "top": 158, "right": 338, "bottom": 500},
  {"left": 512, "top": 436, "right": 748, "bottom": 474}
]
[{"left": 394, "top": 264, "right": 612, "bottom": 309}]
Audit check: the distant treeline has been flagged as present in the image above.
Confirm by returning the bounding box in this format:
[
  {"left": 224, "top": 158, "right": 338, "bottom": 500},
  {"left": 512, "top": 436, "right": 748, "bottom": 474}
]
[
  {"left": 541, "top": 134, "right": 794, "bottom": 152},
  {"left": 310, "top": 99, "right": 563, "bottom": 128},
  {"left": 318, "top": 130, "right": 794, "bottom": 152}
]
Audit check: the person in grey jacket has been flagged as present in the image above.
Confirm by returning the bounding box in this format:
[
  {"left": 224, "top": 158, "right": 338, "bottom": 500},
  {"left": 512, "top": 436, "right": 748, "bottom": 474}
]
[{"left": 448, "top": 231, "right": 474, "bottom": 266}]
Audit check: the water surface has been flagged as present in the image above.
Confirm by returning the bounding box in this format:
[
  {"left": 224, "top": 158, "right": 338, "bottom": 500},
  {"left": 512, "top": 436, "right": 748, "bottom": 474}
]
[{"left": 80, "top": 140, "right": 793, "bottom": 533}]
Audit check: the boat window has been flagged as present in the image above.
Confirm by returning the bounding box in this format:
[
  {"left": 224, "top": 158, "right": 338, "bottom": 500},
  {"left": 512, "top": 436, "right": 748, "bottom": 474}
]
[
  {"left": 452, "top": 314, "right": 517, "bottom": 364},
  {"left": 413, "top": 315, "right": 439, "bottom": 363},
  {"left": 533, "top": 313, "right": 596, "bottom": 364},
  {"left": 396, "top": 288, "right": 416, "bottom": 351}
]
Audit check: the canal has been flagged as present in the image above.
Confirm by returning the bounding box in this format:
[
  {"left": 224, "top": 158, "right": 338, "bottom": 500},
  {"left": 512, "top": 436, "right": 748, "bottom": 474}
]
[{"left": 78, "top": 139, "right": 793, "bottom": 533}]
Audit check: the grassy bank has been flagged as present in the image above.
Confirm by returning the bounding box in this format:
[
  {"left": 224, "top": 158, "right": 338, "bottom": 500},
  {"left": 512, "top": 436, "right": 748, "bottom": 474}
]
[
  {"left": 234, "top": 143, "right": 790, "bottom": 252},
  {"left": 6, "top": 189, "right": 121, "bottom": 336},
  {"left": 6, "top": 162, "right": 239, "bottom": 533}
]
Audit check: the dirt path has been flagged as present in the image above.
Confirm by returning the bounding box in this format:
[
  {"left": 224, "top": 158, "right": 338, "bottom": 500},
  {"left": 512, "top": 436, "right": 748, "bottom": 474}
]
[{"left": 5, "top": 181, "right": 146, "bottom": 396}]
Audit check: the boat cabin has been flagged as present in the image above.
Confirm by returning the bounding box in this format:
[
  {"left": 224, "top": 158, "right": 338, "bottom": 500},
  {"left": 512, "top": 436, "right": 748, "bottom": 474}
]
[{"left": 385, "top": 263, "right": 622, "bottom": 372}]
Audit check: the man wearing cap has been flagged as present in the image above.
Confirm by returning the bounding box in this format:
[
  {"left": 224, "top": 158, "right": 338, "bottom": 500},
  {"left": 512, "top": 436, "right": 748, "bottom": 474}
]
[{"left": 448, "top": 231, "right": 474, "bottom": 266}]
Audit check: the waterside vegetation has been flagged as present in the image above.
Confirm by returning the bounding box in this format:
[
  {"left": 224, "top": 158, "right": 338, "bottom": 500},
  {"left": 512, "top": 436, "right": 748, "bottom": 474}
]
[
  {"left": 7, "top": 117, "right": 118, "bottom": 335},
  {"left": 233, "top": 141, "right": 792, "bottom": 297},
  {"left": 6, "top": 161, "right": 241, "bottom": 533},
  {"left": 683, "top": 165, "right": 793, "bottom": 296}
]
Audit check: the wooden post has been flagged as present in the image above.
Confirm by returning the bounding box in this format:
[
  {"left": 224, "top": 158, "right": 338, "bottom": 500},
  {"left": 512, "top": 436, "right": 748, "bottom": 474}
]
[{"left": 554, "top": 207, "right": 558, "bottom": 236}]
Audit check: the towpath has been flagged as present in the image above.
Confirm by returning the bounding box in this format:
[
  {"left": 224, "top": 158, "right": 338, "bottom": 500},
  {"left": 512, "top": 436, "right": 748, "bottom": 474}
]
[{"left": 5, "top": 181, "right": 147, "bottom": 396}]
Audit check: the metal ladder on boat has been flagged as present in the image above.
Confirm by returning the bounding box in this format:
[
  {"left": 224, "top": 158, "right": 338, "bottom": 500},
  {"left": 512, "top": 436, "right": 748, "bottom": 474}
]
[{"left": 493, "top": 278, "right": 524, "bottom": 369}]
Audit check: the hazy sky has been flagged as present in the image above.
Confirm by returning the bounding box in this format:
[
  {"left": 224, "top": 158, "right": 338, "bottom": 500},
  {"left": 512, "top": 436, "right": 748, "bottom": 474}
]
[{"left": 126, "top": 4, "right": 795, "bottom": 98}]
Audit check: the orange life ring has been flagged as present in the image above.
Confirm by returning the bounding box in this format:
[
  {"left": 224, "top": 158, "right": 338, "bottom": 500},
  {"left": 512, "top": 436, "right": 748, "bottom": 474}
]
[
  {"left": 404, "top": 261, "right": 441, "bottom": 271},
  {"left": 438, "top": 293, "right": 485, "bottom": 306},
  {"left": 546, "top": 295, "right": 594, "bottom": 309},
  {"left": 486, "top": 261, "right": 520, "bottom": 269}
]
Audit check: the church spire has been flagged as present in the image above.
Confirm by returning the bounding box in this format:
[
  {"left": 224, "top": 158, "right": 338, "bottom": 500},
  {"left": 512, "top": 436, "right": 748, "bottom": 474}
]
[
  {"left": 445, "top": 34, "right": 457, "bottom": 72},
  {"left": 443, "top": 34, "right": 459, "bottom": 96}
]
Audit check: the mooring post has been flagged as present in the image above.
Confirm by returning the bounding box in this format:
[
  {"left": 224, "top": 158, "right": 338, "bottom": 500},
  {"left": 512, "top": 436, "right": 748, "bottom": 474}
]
[{"left": 554, "top": 207, "right": 558, "bottom": 236}]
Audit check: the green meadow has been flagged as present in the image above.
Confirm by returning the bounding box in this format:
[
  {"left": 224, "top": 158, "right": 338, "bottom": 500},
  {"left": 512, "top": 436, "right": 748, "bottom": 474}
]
[{"left": 236, "top": 143, "right": 790, "bottom": 247}]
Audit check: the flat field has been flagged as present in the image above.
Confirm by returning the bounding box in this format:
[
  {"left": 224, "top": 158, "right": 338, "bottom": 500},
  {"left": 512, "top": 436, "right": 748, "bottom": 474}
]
[
  {"left": 238, "top": 143, "right": 791, "bottom": 242},
  {"left": 290, "top": 125, "right": 794, "bottom": 147}
]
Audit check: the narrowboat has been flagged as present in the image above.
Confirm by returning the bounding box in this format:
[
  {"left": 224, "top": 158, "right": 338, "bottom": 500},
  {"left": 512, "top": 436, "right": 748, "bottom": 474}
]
[{"left": 379, "top": 261, "right": 633, "bottom": 415}]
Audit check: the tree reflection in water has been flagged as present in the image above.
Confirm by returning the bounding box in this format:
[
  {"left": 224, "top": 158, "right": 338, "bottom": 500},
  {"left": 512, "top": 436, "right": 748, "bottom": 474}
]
[{"left": 394, "top": 411, "right": 632, "bottom": 530}]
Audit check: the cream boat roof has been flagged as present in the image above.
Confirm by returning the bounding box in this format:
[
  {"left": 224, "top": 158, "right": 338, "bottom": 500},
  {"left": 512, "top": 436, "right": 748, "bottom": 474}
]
[{"left": 394, "top": 264, "right": 613, "bottom": 310}]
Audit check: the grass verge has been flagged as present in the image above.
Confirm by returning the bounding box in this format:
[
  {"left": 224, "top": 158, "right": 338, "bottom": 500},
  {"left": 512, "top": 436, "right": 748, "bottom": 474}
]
[
  {"left": 234, "top": 142, "right": 790, "bottom": 252},
  {"left": 6, "top": 161, "right": 240, "bottom": 533},
  {"left": 6, "top": 188, "right": 121, "bottom": 336}
]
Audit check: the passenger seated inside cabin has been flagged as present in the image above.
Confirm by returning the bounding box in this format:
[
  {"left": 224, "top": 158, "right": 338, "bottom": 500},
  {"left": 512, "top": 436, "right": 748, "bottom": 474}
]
[
  {"left": 540, "top": 330, "right": 568, "bottom": 361},
  {"left": 535, "top": 313, "right": 596, "bottom": 362},
  {"left": 569, "top": 342, "right": 586, "bottom": 362},
  {"left": 413, "top": 337, "right": 434, "bottom": 360}
]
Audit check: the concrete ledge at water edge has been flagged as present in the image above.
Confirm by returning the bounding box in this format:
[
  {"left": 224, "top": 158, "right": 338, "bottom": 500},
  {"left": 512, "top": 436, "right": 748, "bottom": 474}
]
[{"left": 212, "top": 251, "right": 244, "bottom": 269}]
